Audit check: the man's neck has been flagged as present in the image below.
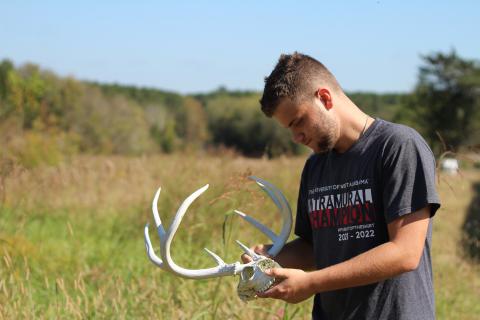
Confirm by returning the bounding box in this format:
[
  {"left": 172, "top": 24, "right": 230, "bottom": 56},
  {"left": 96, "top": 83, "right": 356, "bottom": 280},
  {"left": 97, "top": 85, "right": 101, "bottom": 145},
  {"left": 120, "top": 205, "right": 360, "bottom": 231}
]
[{"left": 334, "top": 101, "right": 373, "bottom": 153}]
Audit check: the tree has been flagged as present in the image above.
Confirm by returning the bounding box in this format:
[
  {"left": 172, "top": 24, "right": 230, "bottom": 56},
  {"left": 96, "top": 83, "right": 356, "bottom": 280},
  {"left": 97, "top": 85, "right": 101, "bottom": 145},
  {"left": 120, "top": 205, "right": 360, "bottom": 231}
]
[
  {"left": 204, "top": 92, "right": 304, "bottom": 157},
  {"left": 399, "top": 50, "right": 480, "bottom": 154},
  {"left": 182, "top": 97, "right": 209, "bottom": 149}
]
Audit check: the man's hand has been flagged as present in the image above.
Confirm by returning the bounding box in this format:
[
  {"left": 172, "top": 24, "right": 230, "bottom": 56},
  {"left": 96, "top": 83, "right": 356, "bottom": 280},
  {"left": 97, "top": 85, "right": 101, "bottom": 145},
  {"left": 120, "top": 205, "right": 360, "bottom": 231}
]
[{"left": 257, "top": 268, "right": 314, "bottom": 304}]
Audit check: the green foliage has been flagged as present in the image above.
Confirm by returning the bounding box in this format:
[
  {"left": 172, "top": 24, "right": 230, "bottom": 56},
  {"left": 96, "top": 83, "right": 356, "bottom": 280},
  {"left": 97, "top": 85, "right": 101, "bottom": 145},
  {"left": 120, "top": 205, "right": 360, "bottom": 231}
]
[
  {"left": 349, "top": 92, "right": 405, "bottom": 120},
  {"left": 203, "top": 90, "right": 304, "bottom": 157},
  {"left": 0, "top": 61, "right": 22, "bottom": 121},
  {"left": 397, "top": 50, "right": 480, "bottom": 154},
  {"left": 0, "top": 61, "right": 158, "bottom": 165},
  {"left": 91, "top": 81, "right": 184, "bottom": 108},
  {"left": 151, "top": 118, "right": 178, "bottom": 153},
  {"left": 92, "top": 82, "right": 209, "bottom": 153},
  {"left": 182, "top": 97, "right": 209, "bottom": 149},
  {"left": 2, "top": 51, "right": 480, "bottom": 163},
  {"left": 0, "top": 60, "right": 14, "bottom": 102},
  {"left": 67, "top": 86, "right": 153, "bottom": 155},
  {"left": 0, "top": 59, "right": 418, "bottom": 163},
  {"left": 19, "top": 64, "right": 46, "bottom": 129}
]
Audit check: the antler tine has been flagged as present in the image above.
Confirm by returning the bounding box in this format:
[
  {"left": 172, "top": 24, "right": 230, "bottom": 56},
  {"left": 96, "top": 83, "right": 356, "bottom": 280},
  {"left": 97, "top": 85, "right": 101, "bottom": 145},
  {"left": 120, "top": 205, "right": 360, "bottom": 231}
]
[
  {"left": 204, "top": 248, "right": 226, "bottom": 265},
  {"left": 152, "top": 188, "right": 167, "bottom": 241},
  {"left": 251, "top": 176, "right": 292, "bottom": 257},
  {"left": 235, "top": 240, "right": 262, "bottom": 261},
  {"left": 234, "top": 176, "right": 292, "bottom": 257},
  {"left": 145, "top": 184, "right": 242, "bottom": 279},
  {"left": 144, "top": 223, "right": 166, "bottom": 268},
  {"left": 144, "top": 187, "right": 168, "bottom": 269},
  {"left": 233, "top": 210, "right": 277, "bottom": 241}
]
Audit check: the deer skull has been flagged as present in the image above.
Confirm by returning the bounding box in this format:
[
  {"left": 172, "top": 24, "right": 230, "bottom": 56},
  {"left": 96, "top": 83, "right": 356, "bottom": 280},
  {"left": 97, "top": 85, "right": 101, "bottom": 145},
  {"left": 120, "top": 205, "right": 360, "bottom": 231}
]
[{"left": 237, "top": 257, "right": 280, "bottom": 301}]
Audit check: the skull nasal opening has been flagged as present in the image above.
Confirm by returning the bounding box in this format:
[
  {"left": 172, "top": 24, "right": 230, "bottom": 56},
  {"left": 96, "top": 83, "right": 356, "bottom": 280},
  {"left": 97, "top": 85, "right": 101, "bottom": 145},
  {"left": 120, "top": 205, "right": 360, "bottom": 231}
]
[{"left": 240, "top": 266, "right": 255, "bottom": 281}]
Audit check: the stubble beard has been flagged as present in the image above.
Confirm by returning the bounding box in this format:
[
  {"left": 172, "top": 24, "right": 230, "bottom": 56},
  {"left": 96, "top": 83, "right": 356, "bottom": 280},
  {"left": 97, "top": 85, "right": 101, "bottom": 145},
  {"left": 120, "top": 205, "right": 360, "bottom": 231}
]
[{"left": 314, "top": 114, "right": 338, "bottom": 154}]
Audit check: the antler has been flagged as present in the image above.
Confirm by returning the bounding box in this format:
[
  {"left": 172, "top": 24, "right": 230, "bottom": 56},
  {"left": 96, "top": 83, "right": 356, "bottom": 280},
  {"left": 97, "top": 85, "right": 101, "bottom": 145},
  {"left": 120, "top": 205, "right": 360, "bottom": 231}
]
[
  {"left": 144, "top": 176, "right": 292, "bottom": 279},
  {"left": 233, "top": 176, "right": 292, "bottom": 257}
]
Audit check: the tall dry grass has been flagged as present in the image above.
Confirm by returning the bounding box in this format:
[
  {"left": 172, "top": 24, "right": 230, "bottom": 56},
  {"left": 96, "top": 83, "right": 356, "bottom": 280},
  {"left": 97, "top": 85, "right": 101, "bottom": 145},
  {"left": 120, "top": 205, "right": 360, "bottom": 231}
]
[
  {"left": 0, "top": 154, "right": 309, "bottom": 319},
  {"left": 0, "top": 154, "right": 478, "bottom": 319}
]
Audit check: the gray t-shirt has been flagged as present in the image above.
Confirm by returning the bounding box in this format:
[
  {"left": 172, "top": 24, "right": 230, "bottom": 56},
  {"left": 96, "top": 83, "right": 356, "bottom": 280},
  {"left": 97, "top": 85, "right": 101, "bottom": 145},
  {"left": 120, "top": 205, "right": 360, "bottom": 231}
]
[{"left": 295, "top": 119, "right": 440, "bottom": 320}]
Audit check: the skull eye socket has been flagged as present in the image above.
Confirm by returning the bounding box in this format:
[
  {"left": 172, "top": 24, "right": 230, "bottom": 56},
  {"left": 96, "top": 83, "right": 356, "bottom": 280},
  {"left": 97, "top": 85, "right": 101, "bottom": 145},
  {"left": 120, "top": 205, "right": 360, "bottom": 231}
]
[{"left": 241, "top": 266, "right": 255, "bottom": 281}]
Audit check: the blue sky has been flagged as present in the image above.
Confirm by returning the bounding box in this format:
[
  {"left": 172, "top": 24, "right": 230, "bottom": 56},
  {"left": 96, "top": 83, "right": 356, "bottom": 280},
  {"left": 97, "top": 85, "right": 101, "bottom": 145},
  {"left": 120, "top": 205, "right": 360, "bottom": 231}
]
[{"left": 1, "top": 1, "right": 479, "bottom": 94}]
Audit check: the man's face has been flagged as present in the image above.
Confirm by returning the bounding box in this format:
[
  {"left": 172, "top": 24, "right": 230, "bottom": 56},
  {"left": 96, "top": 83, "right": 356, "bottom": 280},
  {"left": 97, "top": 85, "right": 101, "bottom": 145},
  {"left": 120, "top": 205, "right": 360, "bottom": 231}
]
[{"left": 273, "top": 97, "right": 339, "bottom": 154}]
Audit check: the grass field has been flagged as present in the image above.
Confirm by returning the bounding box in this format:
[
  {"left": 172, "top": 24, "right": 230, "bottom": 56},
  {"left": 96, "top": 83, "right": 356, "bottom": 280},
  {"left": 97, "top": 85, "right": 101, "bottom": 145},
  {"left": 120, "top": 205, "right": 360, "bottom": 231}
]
[{"left": 0, "top": 154, "right": 479, "bottom": 319}]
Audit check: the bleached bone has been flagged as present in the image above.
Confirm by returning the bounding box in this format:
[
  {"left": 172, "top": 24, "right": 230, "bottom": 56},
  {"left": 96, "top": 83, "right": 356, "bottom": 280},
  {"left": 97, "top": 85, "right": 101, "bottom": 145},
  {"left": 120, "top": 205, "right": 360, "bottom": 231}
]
[
  {"left": 237, "top": 257, "right": 281, "bottom": 301},
  {"left": 144, "top": 176, "right": 292, "bottom": 279}
]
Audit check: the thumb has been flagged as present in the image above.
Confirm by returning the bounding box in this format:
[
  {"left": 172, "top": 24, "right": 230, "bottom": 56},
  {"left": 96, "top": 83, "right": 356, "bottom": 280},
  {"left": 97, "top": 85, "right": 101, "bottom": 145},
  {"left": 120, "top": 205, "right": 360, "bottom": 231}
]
[{"left": 264, "top": 267, "right": 288, "bottom": 279}]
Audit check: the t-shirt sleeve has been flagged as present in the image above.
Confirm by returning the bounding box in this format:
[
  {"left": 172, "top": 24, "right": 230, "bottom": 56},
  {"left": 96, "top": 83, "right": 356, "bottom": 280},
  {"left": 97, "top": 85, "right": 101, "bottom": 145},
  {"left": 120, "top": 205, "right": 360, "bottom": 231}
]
[
  {"left": 381, "top": 129, "right": 441, "bottom": 223},
  {"left": 294, "top": 159, "right": 313, "bottom": 243}
]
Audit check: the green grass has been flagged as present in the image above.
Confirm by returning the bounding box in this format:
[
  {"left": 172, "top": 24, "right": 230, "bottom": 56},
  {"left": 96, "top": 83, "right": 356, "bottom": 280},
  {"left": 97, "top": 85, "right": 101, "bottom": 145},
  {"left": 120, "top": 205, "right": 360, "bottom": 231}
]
[{"left": 0, "top": 154, "right": 479, "bottom": 319}]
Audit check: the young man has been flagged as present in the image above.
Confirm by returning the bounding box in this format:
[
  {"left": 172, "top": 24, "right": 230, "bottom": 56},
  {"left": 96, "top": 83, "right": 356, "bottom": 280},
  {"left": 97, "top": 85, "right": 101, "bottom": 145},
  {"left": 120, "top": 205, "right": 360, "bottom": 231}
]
[{"left": 244, "top": 53, "right": 440, "bottom": 319}]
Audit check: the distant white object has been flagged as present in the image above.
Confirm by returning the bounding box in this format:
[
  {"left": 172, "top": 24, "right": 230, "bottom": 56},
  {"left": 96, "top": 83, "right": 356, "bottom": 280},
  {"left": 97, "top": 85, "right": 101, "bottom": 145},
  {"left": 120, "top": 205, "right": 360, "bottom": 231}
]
[{"left": 441, "top": 158, "right": 459, "bottom": 174}]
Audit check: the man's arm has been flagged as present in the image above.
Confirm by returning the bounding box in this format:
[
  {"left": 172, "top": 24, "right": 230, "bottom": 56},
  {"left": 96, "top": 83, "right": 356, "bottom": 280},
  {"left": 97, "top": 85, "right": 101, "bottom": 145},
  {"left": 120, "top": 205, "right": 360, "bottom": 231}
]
[{"left": 259, "top": 206, "right": 431, "bottom": 303}]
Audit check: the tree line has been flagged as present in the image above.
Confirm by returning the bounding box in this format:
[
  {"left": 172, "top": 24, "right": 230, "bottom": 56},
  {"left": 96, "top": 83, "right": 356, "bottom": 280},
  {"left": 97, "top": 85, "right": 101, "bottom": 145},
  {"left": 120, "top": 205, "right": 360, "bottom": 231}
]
[{"left": 0, "top": 50, "right": 479, "bottom": 167}]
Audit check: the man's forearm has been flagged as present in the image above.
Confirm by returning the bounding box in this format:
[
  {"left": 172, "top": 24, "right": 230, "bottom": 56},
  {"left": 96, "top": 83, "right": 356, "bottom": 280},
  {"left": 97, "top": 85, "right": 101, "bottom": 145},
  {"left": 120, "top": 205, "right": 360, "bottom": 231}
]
[
  {"left": 274, "top": 238, "right": 316, "bottom": 271},
  {"left": 308, "top": 208, "right": 430, "bottom": 293},
  {"left": 308, "top": 240, "right": 417, "bottom": 293}
]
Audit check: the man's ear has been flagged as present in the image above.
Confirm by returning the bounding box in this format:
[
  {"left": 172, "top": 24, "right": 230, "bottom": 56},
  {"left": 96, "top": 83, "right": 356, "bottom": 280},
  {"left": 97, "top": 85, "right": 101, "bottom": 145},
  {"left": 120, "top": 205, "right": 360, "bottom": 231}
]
[{"left": 315, "top": 88, "right": 333, "bottom": 110}]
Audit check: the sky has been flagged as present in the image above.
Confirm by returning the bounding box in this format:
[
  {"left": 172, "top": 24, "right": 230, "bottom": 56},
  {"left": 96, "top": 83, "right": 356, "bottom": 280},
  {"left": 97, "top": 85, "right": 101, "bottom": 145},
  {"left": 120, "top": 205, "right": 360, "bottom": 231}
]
[{"left": 1, "top": 1, "right": 479, "bottom": 94}]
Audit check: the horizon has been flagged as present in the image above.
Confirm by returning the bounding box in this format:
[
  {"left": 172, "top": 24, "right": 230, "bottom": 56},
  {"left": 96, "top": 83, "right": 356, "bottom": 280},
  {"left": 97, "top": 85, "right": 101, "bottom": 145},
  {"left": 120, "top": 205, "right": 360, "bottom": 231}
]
[{"left": 0, "top": 57, "right": 430, "bottom": 96}]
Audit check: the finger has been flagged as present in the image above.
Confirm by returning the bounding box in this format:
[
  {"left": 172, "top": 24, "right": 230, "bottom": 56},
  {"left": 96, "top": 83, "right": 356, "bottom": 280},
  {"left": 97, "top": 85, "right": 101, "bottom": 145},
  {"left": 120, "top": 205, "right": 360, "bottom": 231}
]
[
  {"left": 258, "top": 285, "right": 283, "bottom": 300},
  {"left": 253, "top": 245, "right": 264, "bottom": 255},
  {"left": 254, "top": 244, "right": 272, "bottom": 257},
  {"left": 241, "top": 253, "right": 253, "bottom": 263}
]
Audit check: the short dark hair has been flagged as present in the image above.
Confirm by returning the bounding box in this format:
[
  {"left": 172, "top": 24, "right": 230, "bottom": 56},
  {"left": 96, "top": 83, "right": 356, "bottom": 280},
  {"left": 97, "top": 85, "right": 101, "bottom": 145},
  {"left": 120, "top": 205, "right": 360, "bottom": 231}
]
[{"left": 260, "top": 52, "right": 341, "bottom": 117}]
